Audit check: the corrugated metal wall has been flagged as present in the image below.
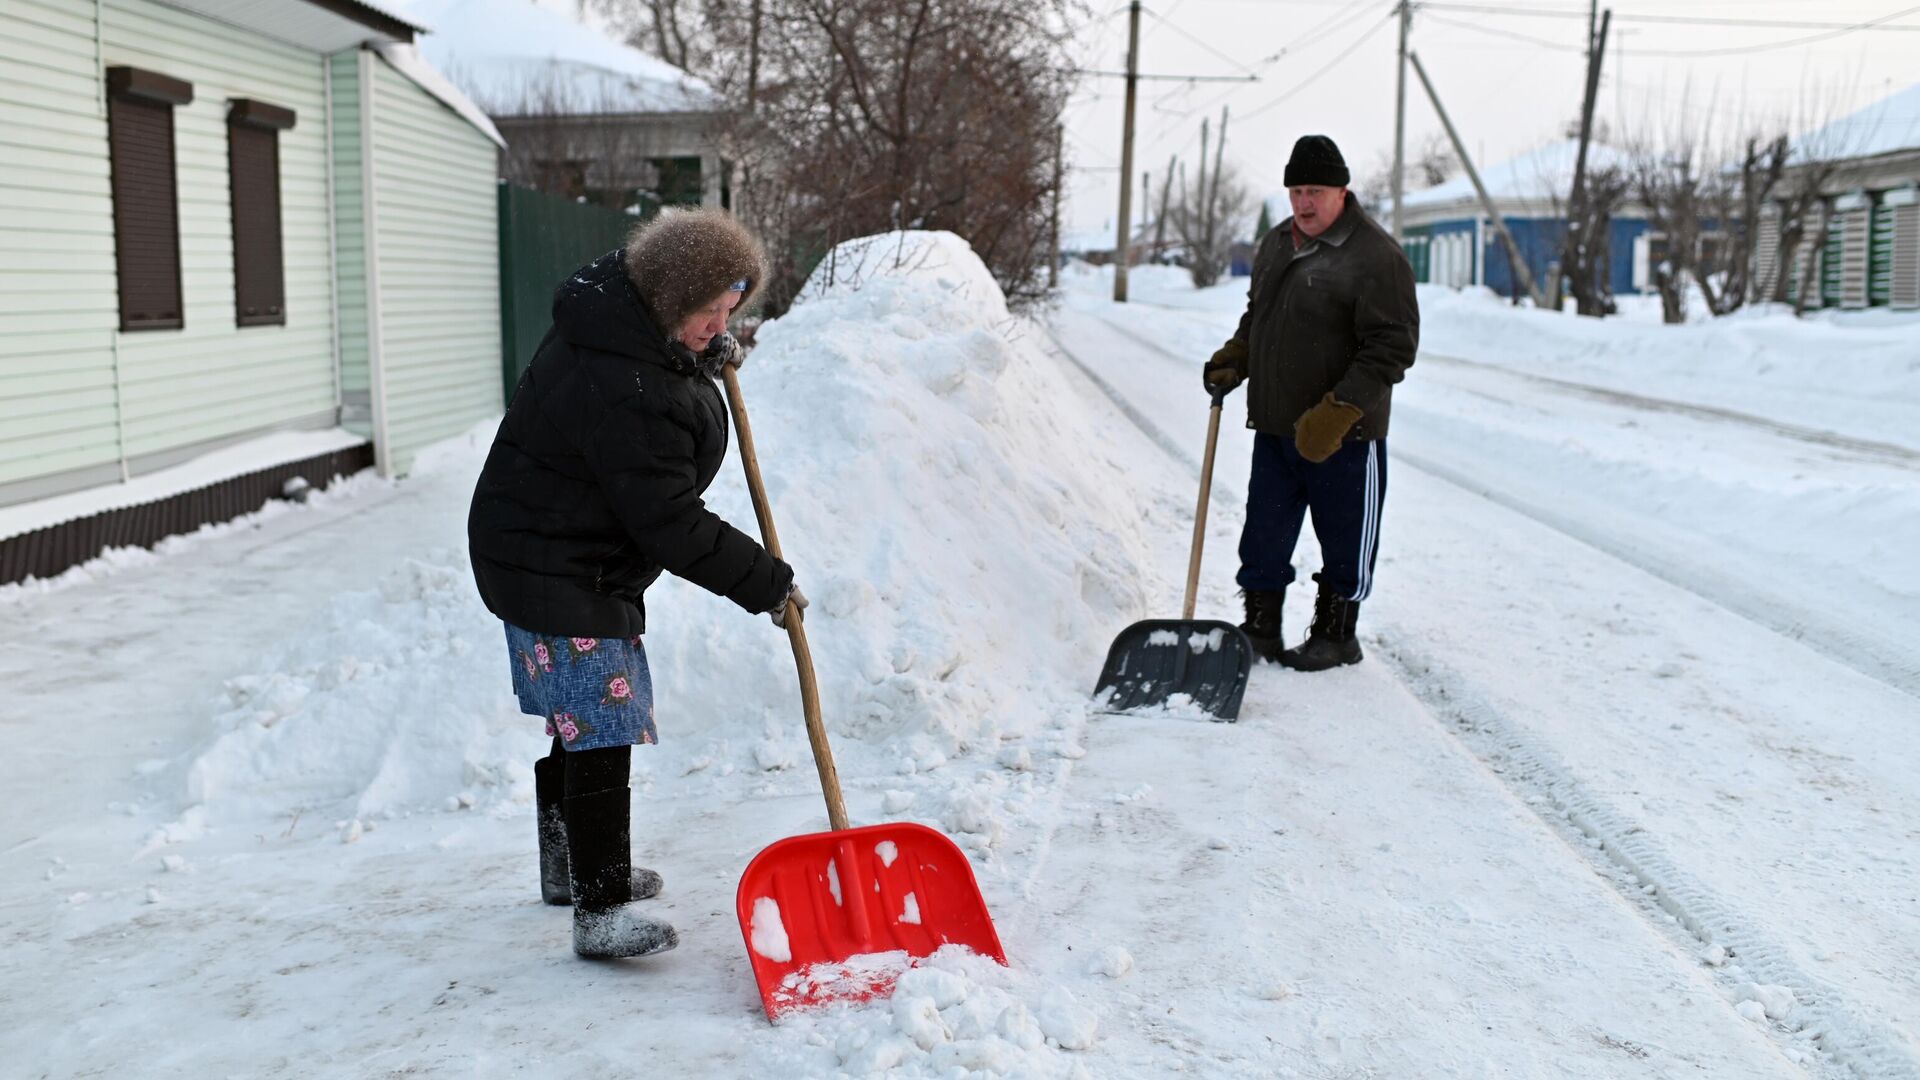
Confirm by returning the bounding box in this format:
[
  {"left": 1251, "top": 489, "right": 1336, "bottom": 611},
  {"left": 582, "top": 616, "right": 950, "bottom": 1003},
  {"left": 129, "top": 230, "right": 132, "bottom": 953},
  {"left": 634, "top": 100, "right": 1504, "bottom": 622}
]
[{"left": 366, "top": 53, "right": 500, "bottom": 475}]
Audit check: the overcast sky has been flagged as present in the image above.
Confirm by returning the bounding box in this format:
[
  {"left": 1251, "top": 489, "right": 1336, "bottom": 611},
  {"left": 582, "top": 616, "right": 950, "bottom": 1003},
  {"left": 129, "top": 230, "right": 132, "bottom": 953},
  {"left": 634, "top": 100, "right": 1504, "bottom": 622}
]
[{"left": 1058, "top": 0, "right": 1920, "bottom": 247}]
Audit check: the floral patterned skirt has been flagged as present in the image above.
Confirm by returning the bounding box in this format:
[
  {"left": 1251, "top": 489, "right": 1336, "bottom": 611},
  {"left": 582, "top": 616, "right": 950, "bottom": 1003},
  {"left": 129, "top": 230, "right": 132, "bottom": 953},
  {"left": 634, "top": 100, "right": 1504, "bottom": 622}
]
[{"left": 504, "top": 622, "right": 657, "bottom": 751}]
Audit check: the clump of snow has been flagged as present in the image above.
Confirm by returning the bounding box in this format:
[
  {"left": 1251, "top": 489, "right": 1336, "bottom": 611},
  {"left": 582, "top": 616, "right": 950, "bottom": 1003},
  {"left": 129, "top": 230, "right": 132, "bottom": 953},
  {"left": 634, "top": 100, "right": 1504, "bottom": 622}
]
[
  {"left": 1036, "top": 987, "right": 1099, "bottom": 1050},
  {"left": 750, "top": 896, "right": 792, "bottom": 963},
  {"left": 899, "top": 892, "right": 921, "bottom": 925},
  {"left": 1089, "top": 945, "right": 1133, "bottom": 978},
  {"left": 765, "top": 947, "right": 1098, "bottom": 1077},
  {"left": 1736, "top": 982, "right": 1797, "bottom": 1022},
  {"left": 875, "top": 840, "right": 898, "bottom": 867}
]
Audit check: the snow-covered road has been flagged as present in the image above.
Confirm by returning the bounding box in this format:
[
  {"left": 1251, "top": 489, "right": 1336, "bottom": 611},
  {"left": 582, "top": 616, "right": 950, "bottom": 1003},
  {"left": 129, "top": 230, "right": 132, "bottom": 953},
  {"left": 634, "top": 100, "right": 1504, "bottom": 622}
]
[{"left": 3, "top": 245, "right": 1915, "bottom": 1079}]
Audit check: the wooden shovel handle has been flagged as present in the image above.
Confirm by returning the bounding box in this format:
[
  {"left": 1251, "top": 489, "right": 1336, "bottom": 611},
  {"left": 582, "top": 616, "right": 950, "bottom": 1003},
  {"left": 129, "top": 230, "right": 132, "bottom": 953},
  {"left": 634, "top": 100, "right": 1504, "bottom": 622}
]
[
  {"left": 1183, "top": 397, "right": 1225, "bottom": 621},
  {"left": 720, "top": 365, "right": 851, "bottom": 832}
]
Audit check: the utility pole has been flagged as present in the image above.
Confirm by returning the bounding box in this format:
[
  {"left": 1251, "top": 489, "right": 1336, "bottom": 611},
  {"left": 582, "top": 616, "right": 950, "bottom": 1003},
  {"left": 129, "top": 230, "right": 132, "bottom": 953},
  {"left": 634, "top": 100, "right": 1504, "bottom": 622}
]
[
  {"left": 1197, "top": 116, "right": 1211, "bottom": 255},
  {"left": 1049, "top": 123, "right": 1064, "bottom": 289},
  {"left": 1409, "top": 51, "right": 1545, "bottom": 308},
  {"left": 1152, "top": 154, "right": 1176, "bottom": 258},
  {"left": 1113, "top": 0, "right": 1142, "bottom": 302},
  {"left": 1565, "top": 6, "right": 1612, "bottom": 315},
  {"left": 1392, "top": 0, "right": 1411, "bottom": 242},
  {"left": 1207, "top": 106, "right": 1229, "bottom": 257}
]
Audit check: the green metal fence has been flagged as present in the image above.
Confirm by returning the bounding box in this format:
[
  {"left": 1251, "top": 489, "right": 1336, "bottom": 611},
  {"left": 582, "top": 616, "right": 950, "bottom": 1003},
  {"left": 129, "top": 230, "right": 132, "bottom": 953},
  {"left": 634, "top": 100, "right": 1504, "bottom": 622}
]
[
  {"left": 497, "top": 183, "right": 640, "bottom": 404},
  {"left": 1820, "top": 209, "right": 1844, "bottom": 308},
  {"left": 1870, "top": 197, "right": 1895, "bottom": 307}
]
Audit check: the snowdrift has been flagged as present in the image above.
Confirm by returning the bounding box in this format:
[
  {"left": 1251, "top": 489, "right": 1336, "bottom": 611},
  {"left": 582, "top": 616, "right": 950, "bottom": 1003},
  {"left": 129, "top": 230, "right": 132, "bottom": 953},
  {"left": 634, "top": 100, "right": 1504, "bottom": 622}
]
[{"left": 184, "top": 230, "right": 1154, "bottom": 832}]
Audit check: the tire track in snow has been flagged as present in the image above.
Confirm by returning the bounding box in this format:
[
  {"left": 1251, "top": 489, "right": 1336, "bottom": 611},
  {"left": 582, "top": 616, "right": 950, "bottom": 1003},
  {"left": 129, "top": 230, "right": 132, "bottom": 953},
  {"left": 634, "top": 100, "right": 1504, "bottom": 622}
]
[
  {"left": 1072, "top": 306, "right": 1920, "bottom": 702},
  {"left": 1047, "top": 309, "right": 1920, "bottom": 1080},
  {"left": 1391, "top": 448, "right": 1920, "bottom": 702},
  {"left": 1379, "top": 642, "right": 1920, "bottom": 1080},
  {"left": 1419, "top": 352, "right": 1920, "bottom": 468}
]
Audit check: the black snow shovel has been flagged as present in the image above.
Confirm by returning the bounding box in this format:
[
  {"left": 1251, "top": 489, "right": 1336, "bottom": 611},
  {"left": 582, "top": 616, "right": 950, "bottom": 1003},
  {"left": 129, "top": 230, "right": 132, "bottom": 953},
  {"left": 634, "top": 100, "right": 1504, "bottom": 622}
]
[{"left": 1094, "top": 387, "right": 1253, "bottom": 721}]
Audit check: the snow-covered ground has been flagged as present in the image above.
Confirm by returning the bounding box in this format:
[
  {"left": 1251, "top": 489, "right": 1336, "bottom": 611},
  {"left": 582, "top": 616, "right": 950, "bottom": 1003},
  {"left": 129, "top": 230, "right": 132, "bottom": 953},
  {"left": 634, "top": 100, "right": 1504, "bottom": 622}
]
[{"left": 2, "top": 241, "right": 1915, "bottom": 1079}]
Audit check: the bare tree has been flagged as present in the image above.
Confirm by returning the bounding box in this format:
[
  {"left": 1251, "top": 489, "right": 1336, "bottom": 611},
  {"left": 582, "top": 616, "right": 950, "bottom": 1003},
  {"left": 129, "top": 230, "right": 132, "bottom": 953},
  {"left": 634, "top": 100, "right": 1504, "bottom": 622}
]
[
  {"left": 1562, "top": 162, "right": 1627, "bottom": 316},
  {"left": 1631, "top": 141, "right": 1706, "bottom": 324},
  {"left": 604, "top": 0, "right": 1080, "bottom": 313},
  {"left": 1358, "top": 132, "right": 1455, "bottom": 216},
  {"left": 1172, "top": 160, "right": 1255, "bottom": 288},
  {"left": 593, "top": 0, "right": 713, "bottom": 71},
  {"left": 1696, "top": 135, "right": 1786, "bottom": 315}
]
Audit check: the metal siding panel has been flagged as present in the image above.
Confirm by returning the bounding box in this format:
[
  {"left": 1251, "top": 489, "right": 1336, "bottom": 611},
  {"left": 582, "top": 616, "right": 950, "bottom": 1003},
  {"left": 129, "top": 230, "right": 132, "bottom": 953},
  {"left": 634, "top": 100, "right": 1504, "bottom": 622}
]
[
  {"left": 1893, "top": 204, "right": 1920, "bottom": 309},
  {"left": 368, "top": 60, "right": 500, "bottom": 474},
  {"left": 99, "top": 4, "right": 337, "bottom": 467},
  {"left": 1839, "top": 207, "right": 1870, "bottom": 309}
]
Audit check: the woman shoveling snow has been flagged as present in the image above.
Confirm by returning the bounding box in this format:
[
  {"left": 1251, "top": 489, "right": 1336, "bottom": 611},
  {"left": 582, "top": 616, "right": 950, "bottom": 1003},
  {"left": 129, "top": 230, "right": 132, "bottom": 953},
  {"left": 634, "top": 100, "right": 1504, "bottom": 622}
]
[{"left": 467, "top": 208, "right": 807, "bottom": 959}]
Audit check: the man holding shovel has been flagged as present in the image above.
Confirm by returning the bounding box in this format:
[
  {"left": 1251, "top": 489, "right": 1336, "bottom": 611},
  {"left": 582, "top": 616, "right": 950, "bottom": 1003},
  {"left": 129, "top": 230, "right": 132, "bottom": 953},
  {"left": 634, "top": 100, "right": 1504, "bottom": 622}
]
[{"left": 1203, "top": 135, "right": 1419, "bottom": 671}]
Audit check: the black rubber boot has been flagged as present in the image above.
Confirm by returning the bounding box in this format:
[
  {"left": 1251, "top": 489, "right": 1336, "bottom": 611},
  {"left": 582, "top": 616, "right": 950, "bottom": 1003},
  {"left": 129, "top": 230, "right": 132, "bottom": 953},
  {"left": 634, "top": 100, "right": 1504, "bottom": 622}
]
[
  {"left": 1280, "top": 583, "right": 1362, "bottom": 672},
  {"left": 564, "top": 785, "right": 678, "bottom": 958},
  {"left": 536, "top": 749, "right": 664, "bottom": 906},
  {"left": 1239, "top": 588, "right": 1285, "bottom": 662}
]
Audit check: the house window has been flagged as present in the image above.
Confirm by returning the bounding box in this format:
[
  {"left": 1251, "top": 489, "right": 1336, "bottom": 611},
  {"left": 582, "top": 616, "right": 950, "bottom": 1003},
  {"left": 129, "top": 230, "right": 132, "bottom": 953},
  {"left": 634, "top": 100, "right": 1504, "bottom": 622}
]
[
  {"left": 227, "top": 99, "right": 296, "bottom": 327},
  {"left": 106, "top": 66, "right": 193, "bottom": 331}
]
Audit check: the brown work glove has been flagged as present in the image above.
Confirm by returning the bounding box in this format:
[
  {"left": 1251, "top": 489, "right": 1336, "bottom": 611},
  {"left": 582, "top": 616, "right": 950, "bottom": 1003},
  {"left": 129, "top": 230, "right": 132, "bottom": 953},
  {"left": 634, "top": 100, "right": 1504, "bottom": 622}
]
[
  {"left": 1293, "top": 393, "right": 1364, "bottom": 464},
  {"left": 1203, "top": 338, "right": 1248, "bottom": 395}
]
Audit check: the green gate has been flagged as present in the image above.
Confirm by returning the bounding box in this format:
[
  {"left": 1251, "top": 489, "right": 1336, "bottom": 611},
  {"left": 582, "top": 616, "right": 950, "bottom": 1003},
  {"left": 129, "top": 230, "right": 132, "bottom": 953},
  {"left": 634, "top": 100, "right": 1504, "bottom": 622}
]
[{"left": 497, "top": 183, "right": 641, "bottom": 403}]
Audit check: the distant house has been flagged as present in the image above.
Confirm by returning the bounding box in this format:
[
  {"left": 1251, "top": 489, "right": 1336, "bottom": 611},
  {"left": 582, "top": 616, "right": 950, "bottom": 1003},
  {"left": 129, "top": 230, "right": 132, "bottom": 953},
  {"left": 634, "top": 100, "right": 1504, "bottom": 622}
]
[
  {"left": 1393, "top": 140, "right": 1653, "bottom": 299},
  {"left": 407, "top": 0, "right": 729, "bottom": 211},
  {"left": 1756, "top": 82, "right": 1920, "bottom": 310},
  {"left": 1, "top": 0, "right": 506, "bottom": 583}
]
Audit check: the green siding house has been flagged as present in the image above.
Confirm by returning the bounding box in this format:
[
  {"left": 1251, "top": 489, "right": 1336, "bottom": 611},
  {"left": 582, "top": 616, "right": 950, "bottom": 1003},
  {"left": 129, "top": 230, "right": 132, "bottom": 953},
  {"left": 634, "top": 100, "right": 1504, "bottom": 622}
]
[{"left": 1, "top": 0, "right": 505, "bottom": 581}]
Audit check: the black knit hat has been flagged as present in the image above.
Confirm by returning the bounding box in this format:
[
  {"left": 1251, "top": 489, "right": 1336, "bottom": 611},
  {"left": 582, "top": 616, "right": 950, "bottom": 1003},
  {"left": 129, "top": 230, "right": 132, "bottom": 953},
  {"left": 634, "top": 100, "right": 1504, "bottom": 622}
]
[{"left": 1284, "top": 135, "right": 1350, "bottom": 188}]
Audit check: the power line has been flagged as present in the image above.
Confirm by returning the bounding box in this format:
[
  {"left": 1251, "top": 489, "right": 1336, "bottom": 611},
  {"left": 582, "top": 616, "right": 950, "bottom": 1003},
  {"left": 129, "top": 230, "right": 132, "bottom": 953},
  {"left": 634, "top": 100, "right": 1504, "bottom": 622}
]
[
  {"left": 1146, "top": 7, "right": 1263, "bottom": 74},
  {"left": 1628, "top": 5, "right": 1920, "bottom": 56},
  {"left": 1420, "top": 3, "right": 1920, "bottom": 32},
  {"left": 1240, "top": 9, "right": 1398, "bottom": 121},
  {"left": 1421, "top": 10, "right": 1583, "bottom": 51}
]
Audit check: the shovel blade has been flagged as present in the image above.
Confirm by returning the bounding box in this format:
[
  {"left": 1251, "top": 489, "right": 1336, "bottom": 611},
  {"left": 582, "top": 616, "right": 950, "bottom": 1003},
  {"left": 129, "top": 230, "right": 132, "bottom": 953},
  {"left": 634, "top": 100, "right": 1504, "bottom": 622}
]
[
  {"left": 737, "top": 821, "right": 1006, "bottom": 1021},
  {"left": 1094, "top": 618, "right": 1252, "bottom": 720}
]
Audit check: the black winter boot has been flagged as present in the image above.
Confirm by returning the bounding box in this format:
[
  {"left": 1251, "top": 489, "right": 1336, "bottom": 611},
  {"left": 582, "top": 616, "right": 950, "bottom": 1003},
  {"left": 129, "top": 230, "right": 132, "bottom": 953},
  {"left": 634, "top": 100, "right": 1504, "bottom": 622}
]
[
  {"left": 535, "top": 752, "right": 664, "bottom": 905},
  {"left": 564, "top": 786, "right": 678, "bottom": 958},
  {"left": 1280, "top": 583, "right": 1362, "bottom": 672},
  {"left": 1239, "top": 589, "right": 1285, "bottom": 662}
]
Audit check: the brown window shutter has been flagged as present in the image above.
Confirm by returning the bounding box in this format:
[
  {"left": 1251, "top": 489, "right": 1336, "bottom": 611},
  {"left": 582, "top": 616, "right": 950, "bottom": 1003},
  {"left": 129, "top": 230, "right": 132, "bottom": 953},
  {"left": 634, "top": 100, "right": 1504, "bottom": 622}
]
[
  {"left": 107, "top": 70, "right": 189, "bottom": 332},
  {"left": 227, "top": 103, "right": 290, "bottom": 327}
]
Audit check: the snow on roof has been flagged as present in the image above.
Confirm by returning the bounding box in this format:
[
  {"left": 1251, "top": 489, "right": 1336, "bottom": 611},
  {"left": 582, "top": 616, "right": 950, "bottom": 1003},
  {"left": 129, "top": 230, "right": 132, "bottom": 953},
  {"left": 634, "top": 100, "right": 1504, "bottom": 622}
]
[
  {"left": 400, "top": 0, "right": 717, "bottom": 116},
  {"left": 374, "top": 42, "right": 506, "bottom": 147},
  {"left": 1792, "top": 82, "right": 1920, "bottom": 163},
  {"left": 1399, "top": 139, "right": 1629, "bottom": 211}
]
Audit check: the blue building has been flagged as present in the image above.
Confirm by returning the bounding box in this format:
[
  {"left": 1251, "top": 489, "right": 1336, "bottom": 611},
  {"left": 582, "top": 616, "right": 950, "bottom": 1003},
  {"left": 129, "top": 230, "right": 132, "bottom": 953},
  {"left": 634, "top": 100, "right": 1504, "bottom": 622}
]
[{"left": 1394, "top": 140, "right": 1652, "bottom": 300}]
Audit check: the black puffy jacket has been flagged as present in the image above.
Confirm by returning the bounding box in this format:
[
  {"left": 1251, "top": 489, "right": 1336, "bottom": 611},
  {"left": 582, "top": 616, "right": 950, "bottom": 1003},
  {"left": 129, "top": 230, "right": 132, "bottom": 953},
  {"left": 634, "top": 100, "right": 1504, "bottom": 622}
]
[{"left": 467, "top": 250, "right": 792, "bottom": 637}]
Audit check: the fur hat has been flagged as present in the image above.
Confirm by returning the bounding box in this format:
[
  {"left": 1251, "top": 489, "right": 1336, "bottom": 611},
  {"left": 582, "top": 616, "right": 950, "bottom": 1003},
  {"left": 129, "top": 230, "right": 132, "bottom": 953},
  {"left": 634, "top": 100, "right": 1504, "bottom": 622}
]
[{"left": 622, "top": 208, "right": 770, "bottom": 336}]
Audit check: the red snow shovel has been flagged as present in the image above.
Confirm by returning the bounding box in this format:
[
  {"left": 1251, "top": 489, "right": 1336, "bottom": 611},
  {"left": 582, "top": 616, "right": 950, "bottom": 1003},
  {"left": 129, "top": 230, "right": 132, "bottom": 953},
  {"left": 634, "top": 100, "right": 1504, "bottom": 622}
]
[
  {"left": 1094, "top": 386, "right": 1253, "bottom": 720},
  {"left": 721, "top": 366, "right": 1006, "bottom": 1022}
]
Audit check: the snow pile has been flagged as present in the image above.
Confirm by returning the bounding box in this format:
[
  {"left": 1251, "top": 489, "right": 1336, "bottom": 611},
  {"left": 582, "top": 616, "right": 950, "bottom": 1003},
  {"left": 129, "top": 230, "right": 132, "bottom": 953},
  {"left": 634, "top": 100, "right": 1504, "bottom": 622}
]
[
  {"left": 174, "top": 231, "right": 1156, "bottom": 839},
  {"left": 754, "top": 947, "right": 1098, "bottom": 1077},
  {"left": 181, "top": 549, "right": 535, "bottom": 825}
]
